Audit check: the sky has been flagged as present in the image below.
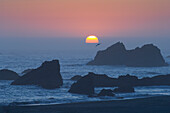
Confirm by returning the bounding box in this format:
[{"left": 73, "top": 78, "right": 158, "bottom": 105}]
[{"left": 0, "top": 0, "right": 170, "bottom": 55}]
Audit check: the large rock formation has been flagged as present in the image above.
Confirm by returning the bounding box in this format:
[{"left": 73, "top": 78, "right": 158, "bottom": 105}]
[
  {"left": 69, "top": 73, "right": 94, "bottom": 95},
  {"left": 87, "top": 42, "right": 167, "bottom": 67},
  {"left": 11, "top": 60, "right": 63, "bottom": 89},
  {"left": 0, "top": 69, "right": 19, "bottom": 80}
]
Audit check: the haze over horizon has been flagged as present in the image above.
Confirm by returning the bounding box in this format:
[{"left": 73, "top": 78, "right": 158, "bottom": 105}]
[{"left": 0, "top": 0, "right": 170, "bottom": 55}]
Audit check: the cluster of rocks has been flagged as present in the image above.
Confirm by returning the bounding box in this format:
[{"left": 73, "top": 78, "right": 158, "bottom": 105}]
[
  {"left": 69, "top": 72, "right": 170, "bottom": 96},
  {"left": 2, "top": 63, "right": 170, "bottom": 97},
  {"left": 69, "top": 72, "right": 136, "bottom": 96},
  {"left": 87, "top": 42, "right": 168, "bottom": 67},
  {"left": 0, "top": 41, "right": 169, "bottom": 98}
]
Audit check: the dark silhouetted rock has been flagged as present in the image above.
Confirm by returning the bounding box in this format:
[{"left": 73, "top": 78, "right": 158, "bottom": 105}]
[
  {"left": 88, "top": 72, "right": 116, "bottom": 87},
  {"left": 74, "top": 72, "right": 170, "bottom": 88},
  {"left": 98, "top": 89, "right": 115, "bottom": 97},
  {"left": 11, "top": 60, "right": 63, "bottom": 89},
  {"left": 68, "top": 73, "right": 94, "bottom": 95},
  {"left": 69, "top": 72, "right": 170, "bottom": 95},
  {"left": 167, "top": 56, "right": 170, "bottom": 58},
  {"left": 138, "top": 74, "right": 170, "bottom": 86},
  {"left": 87, "top": 42, "right": 167, "bottom": 67},
  {"left": 0, "top": 69, "right": 19, "bottom": 80},
  {"left": 21, "top": 69, "right": 33, "bottom": 74},
  {"left": 117, "top": 74, "right": 138, "bottom": 86},
  {"left": 71, "top": 75, "right": 82, "bottom": 81},
  {"left": 113, "top": 85, "right": 135, "bottom": 93},
  {"left": 116, "top": 74, "right": 170, "bottom": 87}
]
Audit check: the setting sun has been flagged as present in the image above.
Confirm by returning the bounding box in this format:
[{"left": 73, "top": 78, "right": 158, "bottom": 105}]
[{"left": 86, "top": 35, "right": 99, "bottom": 43}]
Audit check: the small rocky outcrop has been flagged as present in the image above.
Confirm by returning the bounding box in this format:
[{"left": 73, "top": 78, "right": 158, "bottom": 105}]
[
  {"left": 87, "top": 42, "right": 167, "bottom": 67},
  {"left": 21, "top": 69, "right": 33, "bottom": 74},
  {"left": 0, "top": 69, "right": 19, "bottom": 80},
  {"left": 70, "top": 75, "right": 82, "bottom": 81},
  {"left": 167, "top": 56, "right": 170, "bottom": 58},
  {"left": 11, "top": 60, "right": 63, "bottom": 89},
  {"left": 113, "top": 85, "right": 135, "bottom": 93},
  {"left": 68, "top": 74, "right": 94, "bottom": 95},
  {"left": 98, "top": 89, "right": 115, "bottom": 97}
]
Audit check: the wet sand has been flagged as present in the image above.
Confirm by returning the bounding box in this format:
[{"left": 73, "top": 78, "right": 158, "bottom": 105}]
[{"left": 1, "top": 96, "right": 170, "bottom": 113}]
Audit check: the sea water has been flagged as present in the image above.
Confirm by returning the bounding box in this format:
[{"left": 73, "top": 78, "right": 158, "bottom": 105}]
[{"left": 0, "top": 52, "right": 170, "bottom": 105}]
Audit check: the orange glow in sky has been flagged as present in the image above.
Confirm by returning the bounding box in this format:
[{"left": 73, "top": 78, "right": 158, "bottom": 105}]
[
  {"left": 86, "top": 35, "right": 99, "bottom": 43},
  {"left": 0, "top": 0, "right": 170, "bottom": 38}
]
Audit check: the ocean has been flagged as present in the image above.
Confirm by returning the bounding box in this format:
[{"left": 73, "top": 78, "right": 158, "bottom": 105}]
[{"left": 0, "top": 52, "right": 170, "bottom": 106}]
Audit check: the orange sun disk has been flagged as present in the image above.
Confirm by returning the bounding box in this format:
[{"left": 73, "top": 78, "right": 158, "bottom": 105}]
[{"left": 86, "top": 35, "right": 99, "bottom": 43}]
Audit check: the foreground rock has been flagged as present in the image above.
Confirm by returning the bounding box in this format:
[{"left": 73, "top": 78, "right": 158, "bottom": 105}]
[
  {"left": 70, "top": 75, "right": 82, "bottom": 81},
  {"left": 87, "top": 42, "right": 167, "bottom": 67},
  {"left": 0, "top": 69, "right": 19, "bottom": 80},
  {"left": 71, "top": 72, "right": 170, "bottom": 88},
  {"left": 98, "top": 89, "right": 115, "bottom": 97},
  {"left": 11, "top": 60, "right": 63, "bottom": 89},
  {"left": 68, "top": 74, "right": 94, "bottom": 95}
]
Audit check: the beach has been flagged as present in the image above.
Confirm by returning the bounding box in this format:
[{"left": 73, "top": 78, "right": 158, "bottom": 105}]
[{"left": 1, "top": 96, "right": 170, "bottom": 113}]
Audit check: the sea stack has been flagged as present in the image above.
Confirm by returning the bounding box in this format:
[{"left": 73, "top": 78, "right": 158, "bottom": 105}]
[
  {"left": 87, "top": 42, "right": 167, "bottom": 67},
  {"left": 11, "top": 60, "right": 63, "bottom": 89},
  {"left": 0, "top": 69, "right": 19, "bottom": 80}
]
